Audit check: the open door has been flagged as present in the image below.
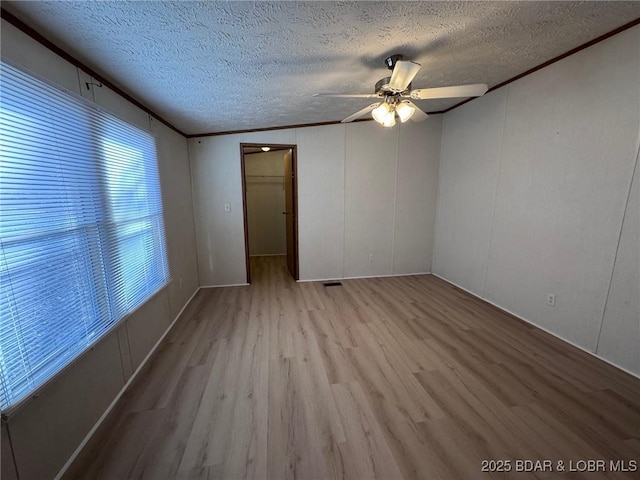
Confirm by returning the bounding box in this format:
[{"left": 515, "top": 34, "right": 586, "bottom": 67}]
[
  {"left": 283, "top": 149, "right": 297, "bottom": 279},
  {"left": 240, "top": 143, "right": 298, "bottom": 282}
]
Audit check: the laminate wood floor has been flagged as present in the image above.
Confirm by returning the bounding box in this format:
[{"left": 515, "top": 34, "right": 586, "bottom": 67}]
[{"left": 68, "top": 256, "right": 640, "bottom": 479}]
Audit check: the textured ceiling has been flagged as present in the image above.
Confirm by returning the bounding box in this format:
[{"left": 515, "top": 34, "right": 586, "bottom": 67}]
[{"left": 3, "top": 1, "right": 640, "bottom": 135}]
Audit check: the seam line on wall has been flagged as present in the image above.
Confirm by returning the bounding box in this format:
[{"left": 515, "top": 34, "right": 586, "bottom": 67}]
[
  {"left": 186, "top": 139, "right": 201, "bottom": 285},
  {"left": 481, "top": 87, "right": 510, "bottom": 297},
  {"left": 124, "top": 322, "right": 134, "bottom": 376},
  {"left": 115, "top": 330, "right": 128, "bottom": 386},
  {"left": 4, "top": 422, "right": 21, "bottom": 480},
  {"left": 391, "top": 125, "right": 400, "bottom": 274},
  {"left": 186, "top": 140, "right": 202, "bottom": 285},
  {"left": 342, "top": 125, "right": 347, "bottom": 278},
  {"left": 595, "top": 120, "right": 640, "bottom": 354},
  {"left": 75, "top": 68, "right": 83, "bottom": 102},
  {"left": 432, "top": 118, "right": 446, "bottom": 273}
]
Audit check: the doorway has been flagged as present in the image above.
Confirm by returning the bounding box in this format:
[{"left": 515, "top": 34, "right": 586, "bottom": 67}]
[{"left": 240, "top": 143, "right": 299, "bottom": 283}]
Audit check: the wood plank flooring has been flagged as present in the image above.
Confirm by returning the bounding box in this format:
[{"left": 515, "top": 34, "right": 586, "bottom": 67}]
[{"left": 67, "top": 255, "right": 640, "bottom": 479}]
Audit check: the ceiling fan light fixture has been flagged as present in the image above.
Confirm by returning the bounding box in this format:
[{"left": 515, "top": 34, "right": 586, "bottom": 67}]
[
  {"left": 381, "top": 114, "right": 396, "bottom": 127},
  {"left": 261, "top": 146, "right": 270, "bottom": 152},
  {"left": 396, "top": 101, "right": 415, "bottom": 123},
  {"left": 371, "top": 103, "right": 391, "bottom": 123},
  {"left": 372, "top": 102, "right": 396, "bottom": 127}
]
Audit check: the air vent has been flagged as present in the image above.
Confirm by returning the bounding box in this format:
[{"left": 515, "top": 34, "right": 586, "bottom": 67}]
[{"left": 323, "top": 282, "right": 342, "bottom": 287}]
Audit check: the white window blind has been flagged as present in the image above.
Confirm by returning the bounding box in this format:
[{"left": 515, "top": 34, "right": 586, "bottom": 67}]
[{"left": 0, "top": 61, "right": 169, "bottom": 410}]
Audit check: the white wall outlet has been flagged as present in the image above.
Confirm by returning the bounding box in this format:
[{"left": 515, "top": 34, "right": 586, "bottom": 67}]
[
  {"left": 547, "top": 293, "right": 556, "bottom": 307},
  {"left": 223, "top": 202, "right": 231, "bottom": 212},
  {"left": 368, "top": 253, "right": 374, "bottom": 262}
]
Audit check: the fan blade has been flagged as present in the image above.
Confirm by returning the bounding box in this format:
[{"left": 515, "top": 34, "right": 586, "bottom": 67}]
[
  {"left": 341, "top": 103, "right": 380, "bottom": 123},
  {"left": 389, "top": 60, "right": 421, "bottom": 92},
  {"left": 406, "top": 101, "right": 428, "bottom": 122},
  {"left": 314, "top": 93, "right": 379, "bottom": 99},
  {"left": 409, "top": 83, "right": 488, "bottom": 100}
]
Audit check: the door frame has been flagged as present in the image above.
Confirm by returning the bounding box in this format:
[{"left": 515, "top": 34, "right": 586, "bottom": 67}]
[{"left": 240, "top": 143, "right": 299, "bottom": 283}]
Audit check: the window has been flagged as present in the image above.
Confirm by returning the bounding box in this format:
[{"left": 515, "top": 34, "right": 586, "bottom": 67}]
[{"left": 0, "top": 61, "right": 169, "bottom": 410}]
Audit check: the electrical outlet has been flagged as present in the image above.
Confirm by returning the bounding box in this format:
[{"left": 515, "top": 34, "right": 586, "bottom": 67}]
[
  {"left": 547, "top": 293, "right": 556, "bottom": 307},
  {"left": 368, "top": 253, "right": 374, "bottom": 262}
]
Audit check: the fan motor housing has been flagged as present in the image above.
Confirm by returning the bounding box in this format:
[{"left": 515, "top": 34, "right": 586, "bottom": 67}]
[
  {"left": 375, "top": 76, "right": 392, "bottom": 93},
  {"left": 375, "top": 76, "right": 410, "bottom": 96}
]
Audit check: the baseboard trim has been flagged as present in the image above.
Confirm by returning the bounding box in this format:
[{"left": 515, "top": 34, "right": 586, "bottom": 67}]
[
  {"left": 200, "top": 283, "right": 250, "bottom": 288},
  {"left": 430, "top": 273, "right": 640, "bottom": 381},
  {"left": 297, "top": 272, "right": 431, "bottom": 283},
  {"left": 54, "top": 286, "right": 202, "bottom": 480}
]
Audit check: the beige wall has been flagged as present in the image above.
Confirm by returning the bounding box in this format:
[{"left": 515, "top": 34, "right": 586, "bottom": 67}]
[
  {"left": 189, "top": 118, "right": 443, "bottom": 284},
  {"left": 433, "top": 25, "right": 640, "bottom": 375},
  {"left": 0, "top": 18, "right": 199, "bottom": 480}
]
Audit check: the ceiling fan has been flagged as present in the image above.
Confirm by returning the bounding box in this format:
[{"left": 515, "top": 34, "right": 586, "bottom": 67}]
[{"left": 315, "top": 55, "right": 488, "bottom": 127}]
